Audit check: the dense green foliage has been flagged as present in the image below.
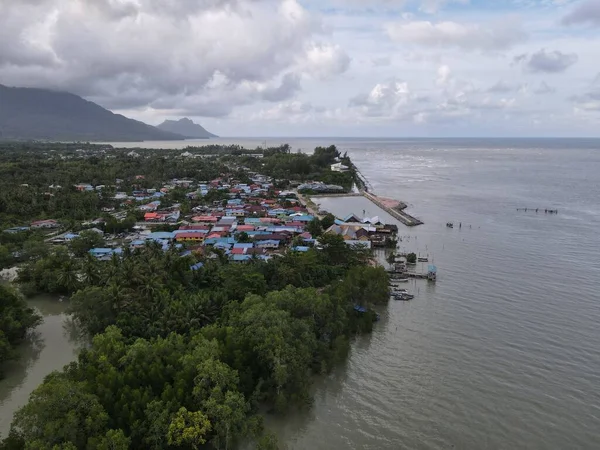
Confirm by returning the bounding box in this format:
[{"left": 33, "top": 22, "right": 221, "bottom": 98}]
[
  {"left": 4, "top": 237, "right": 388, "bottom": 449},
  {"left": 1, "top": 142, "right": 377, "bottom": 449},
  {"left": 0, "top": 285, "right": 41, "bottom": 377}
]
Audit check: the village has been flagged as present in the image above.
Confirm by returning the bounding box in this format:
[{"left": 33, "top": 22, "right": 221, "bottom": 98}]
[{"left": 3, "top": 168, "right": 401, "bottom": 265}]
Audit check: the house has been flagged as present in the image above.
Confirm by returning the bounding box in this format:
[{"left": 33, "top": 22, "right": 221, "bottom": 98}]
[
  {"left": 179, "top": 225, "right": 210, "bottom": 231},
  {"left": 256, "top": 239, "right": 280, "bottom": 249},
  {"left": 192, "top": 215, "right": 219, "bottom": 225},
  {"left": 147, "top": 231, "right": 175, "bottom": 241},
  {"left": 31, "top": 219, "right": 59, "bottom": 229},
  {"left": 89, "top": 247, "right": 122, "bottom": 260},
  {"left": 175, "top": 233, "right": 205, "bottom": 242},
  {"left": 254, "top": 233, "right": 288, "bottom": 243},
  {"left": 231, "top": 254, "right": 253, "bottom": 262},
  {"left": 292, "top": 246, "right": 310, "bottom": 252},
  {"left": 139, "top": 201, "right": 161, "bottom": 212},
  {"left": 190, "top": 262, "right": 204, "bottom": 271},
  {"left": 362, "top": 216, "right": 383, "bottom": 226},
  {"left": 343, "top": 213, "right": 362, "bottom": 223},
  {"left": 236, "top": 225, "right": 255, "bottom": 233},
  {"left": 331, "top": 162, "right": 350, "bottom": 172},
  {"left": 233, "top": 243, "right": 254, "bottom": 250},
  {"left": 3, "top": 226, "right": 30, "bottom": 234},
  {"left": 74, "top": 183, "right": 94, "bottom": 192}
]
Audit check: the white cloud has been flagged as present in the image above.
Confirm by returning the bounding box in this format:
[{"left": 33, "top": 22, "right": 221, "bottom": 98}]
[
  {"left": 436, "top": 65, "right": 452, "bottom": 86},
  {"left": 386, "top": 18, "right": 527, "bottom": 51},
  {"left": 302, "top": 43, "right": 351, "bottom": 79}
]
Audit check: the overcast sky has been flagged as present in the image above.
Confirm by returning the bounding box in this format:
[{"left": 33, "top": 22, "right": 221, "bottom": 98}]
[{"left": 2, "top": 0, "right": 600, "bottom": 137}]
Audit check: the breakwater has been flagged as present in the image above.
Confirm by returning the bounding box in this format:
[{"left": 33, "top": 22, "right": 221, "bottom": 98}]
[{"left": 362, "top": 191, "right": 423, "bottom": 227}]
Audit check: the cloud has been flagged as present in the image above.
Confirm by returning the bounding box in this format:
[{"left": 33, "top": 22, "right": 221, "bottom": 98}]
[
  {"left": 371, "top": 56, "right": 392, "bottom": 67},
  {"left": 513, "top": 49, "right": 578, "bottom": 73},
  {"left": 302, "top": 43, "right": 351, "bottom": 79},
  {"left": 418, "top": 0, "right": 470, "bottom": 14},
  {"left": 248, "top": 100, "right": 315, "bottom": 122},
  {"left": 571, "top": 75, "right": 600, "bottom": 112},
  {"left": 488, "top": 80, "right": 517, "bottom": 93},
  {"left": 349, "top": 79, "right": 416, "bottom": 117},
  {"left": 260, "top": 73, "right": 302, "bottom": 102},
  {"left": 562, "top": 0, "right": 600, "bottom": 27},
  {"left": 386, "top": 18, "right": 527, "bottom": 51},
  {"left": 140, "top": 71, "right": 303, "bottom": 117},
  {"left": 436, "top": 65, "right": 452, "bottom": 87},
  {"left": 533, "top": 81, "right": 556, "bottom": 95},
  {"left": 0, "top": 0, "right": 334, "bottom": 116}
]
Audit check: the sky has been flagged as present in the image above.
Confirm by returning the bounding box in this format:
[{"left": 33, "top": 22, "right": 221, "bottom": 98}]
[{"left": 1, "top": 0, "right": 600, "bottom": 137}]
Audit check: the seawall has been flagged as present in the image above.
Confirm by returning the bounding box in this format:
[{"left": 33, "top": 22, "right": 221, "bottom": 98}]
[{"left": 362, "top": 191, "right": 423, "bottom": 227}]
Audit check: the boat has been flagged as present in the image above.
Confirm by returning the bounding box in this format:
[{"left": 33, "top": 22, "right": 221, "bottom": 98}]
[
  {"left": 391, "top": 288, "right": 408, "bottom": 294},
  {"left": 446, "top": 222, "right": 454, "bottom": 228},
  {"left": 393, "top": 293, "right": 414, "bottom": 301},
  {"left": 418, "top": 257, "right": 428, "bottom": 262},
  {"left": 390, "top": 278, "right": 409, "bottom": 284}
]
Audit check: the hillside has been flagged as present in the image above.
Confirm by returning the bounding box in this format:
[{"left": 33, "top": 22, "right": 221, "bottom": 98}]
[
  {"left": 157, "top": 118, "right": 217, "bottom": 138},
  {"left": 0, "top": 84, "right": 185, "bottom": 142}
]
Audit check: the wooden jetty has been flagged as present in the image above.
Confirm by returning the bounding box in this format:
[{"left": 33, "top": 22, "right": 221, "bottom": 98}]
[{"left": 387, "top": 264, "right": 437, "bottom": 282}]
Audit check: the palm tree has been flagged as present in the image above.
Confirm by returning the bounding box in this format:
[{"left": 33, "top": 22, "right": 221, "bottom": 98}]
[{"left": 57, "top": 259, "right": 80, "bottom": 294}]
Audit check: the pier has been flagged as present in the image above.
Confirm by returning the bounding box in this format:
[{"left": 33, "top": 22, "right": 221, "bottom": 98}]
[{"left": 362, "top": 191, "right": 423, "bottom": 227}]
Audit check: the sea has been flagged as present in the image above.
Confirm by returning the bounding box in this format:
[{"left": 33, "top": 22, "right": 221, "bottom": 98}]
[{"left": 2, "top": 138, "right": 600, "bottom": 448}]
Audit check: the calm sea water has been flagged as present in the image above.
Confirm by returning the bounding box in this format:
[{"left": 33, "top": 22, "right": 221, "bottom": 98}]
[{"left": 3, "top": 138, "right": 600, "bottom": 448}]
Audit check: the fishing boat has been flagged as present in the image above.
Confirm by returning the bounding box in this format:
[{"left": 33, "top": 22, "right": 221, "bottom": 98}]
[{"left": 391, "top": 288, "right": 408, "bottom": 294}]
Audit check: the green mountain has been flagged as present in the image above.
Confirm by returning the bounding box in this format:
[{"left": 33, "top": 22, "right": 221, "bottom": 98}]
[
  {"left": 0, "top": 84, "right": 185, "bottom": 141},
  {"left": 157, "top": 118, "right": 218, "bottom": 139}
]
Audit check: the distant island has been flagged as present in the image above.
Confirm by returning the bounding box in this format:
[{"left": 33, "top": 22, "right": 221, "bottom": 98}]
[
  {"left": 157, "top": 118, "right": 218, "bottom": 139},
  {"left": 0, "top": 84, "right": 190, "bottom": 142}
]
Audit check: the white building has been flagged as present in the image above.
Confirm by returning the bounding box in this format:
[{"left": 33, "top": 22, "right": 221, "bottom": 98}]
[{"left": 331, "top": 162, "right": 350, "bottom": 172}]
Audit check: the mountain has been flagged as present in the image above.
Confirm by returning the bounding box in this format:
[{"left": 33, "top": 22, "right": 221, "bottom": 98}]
[
  {"left": 0, "top": 84, "right": 185, "bottom": 141},
  {"left": 157, "top": 118, "right": 218, "bottom": 139}
]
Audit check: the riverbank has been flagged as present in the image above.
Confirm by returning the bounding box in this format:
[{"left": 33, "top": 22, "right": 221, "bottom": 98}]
[{"left": 0, "top": 296, "right": 82, "bottom": 438}]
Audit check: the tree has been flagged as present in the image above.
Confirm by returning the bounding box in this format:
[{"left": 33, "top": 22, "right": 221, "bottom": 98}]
[
  {"left": 167, "top": 407, "right": 211, "bottom": 449},
  {"left": 237, "top": 232, "right": 251, "bottom": 243},
  {"left": 306, "top": 218, "right": 322, "bottom": 238},
  {"left": 406, "top": 252, "right": 417, "bottom": 264},
  {"left": 88, "top": 429, "right": 130, "bottom": 450},
  {"left": 70, "top": 230, "right": 105, "bottom": 257},
  {"left": 11, "top": 374, "right": 109, "bottom": 449},
  {"left": 256, "top": 431, "right": 282, "bottom": 450},
  {"left": 320, "top": 213, "right": 336, "bottom": 231},
  {"left": 0, "top": 285, "right": 41, "bottom": 376}
]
